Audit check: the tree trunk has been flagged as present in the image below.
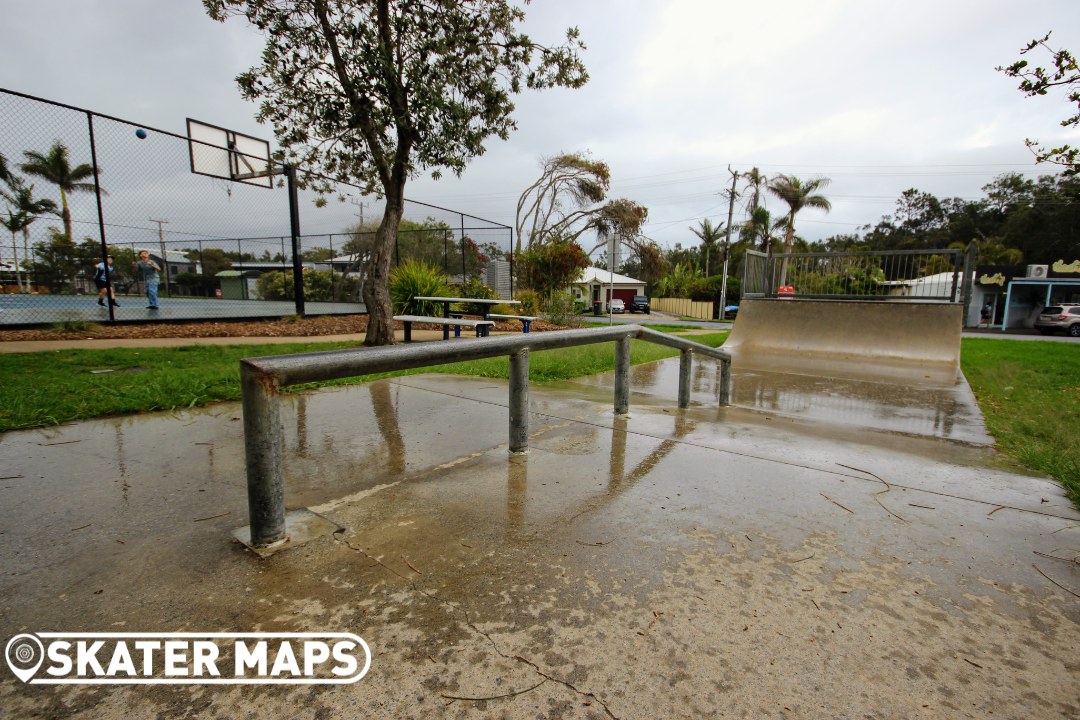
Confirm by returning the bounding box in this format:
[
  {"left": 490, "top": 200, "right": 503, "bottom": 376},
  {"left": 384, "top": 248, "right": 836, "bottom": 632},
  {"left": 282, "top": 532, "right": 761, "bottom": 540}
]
[
  {"left": 21, "top": 228, "right": 31, "bottom": 293},
  {"left": 61, "top": 190, "right": 72, "bottom": 242},
  {"left": 362, "top": 199, "right": 404, "bottom": 346},
  {"left": 10, "top": 231, "right": 22, "bottom": 292},
  {"left": 778, "top": 216, "right": 795, "bottom": 288}
]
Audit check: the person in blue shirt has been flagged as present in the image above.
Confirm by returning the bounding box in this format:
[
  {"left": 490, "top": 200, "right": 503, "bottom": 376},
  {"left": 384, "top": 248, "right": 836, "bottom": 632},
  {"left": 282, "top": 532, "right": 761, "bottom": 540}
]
[
  {"left": 93, "top": 255, "right": 118, "bottom": 307},
  {"left": 133, "top": 250, "right": 162, "bottom": 309}
]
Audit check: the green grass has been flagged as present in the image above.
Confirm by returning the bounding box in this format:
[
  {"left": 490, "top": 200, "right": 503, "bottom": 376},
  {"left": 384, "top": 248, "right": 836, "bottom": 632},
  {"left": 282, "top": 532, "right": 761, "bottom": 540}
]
[
  {"left": 960, "top": 339, "right": 1080, "bottom": 506},
  {"left": 0, "top": 332, "right": 727, "bottom": 432}
]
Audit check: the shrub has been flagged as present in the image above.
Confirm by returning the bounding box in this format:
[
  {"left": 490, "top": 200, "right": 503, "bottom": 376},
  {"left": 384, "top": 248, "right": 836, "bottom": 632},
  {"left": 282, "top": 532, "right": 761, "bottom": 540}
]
[
  {"left": 454, "top": 276, "right": 496, "bottom": 300},
  {"left": 518, "top": 238, "right": 590, "bottom": 296},
  {"left": 542, "top": 291, "right": 580, "bottom": 327},
  {"left": 514, "top": 288, "right": 541, "bottom": 316},
  {"left": 452, "top": 276, "right": 497, "bottom": 315},
  {"left": 256, "top": 271, "right": 291, "bottom": 301},
  {"left": 389, "top": 259, "right": 451, "bottom": 315},
  {"left": 255, "top": 269, "right": 360, "bottom": 302}
]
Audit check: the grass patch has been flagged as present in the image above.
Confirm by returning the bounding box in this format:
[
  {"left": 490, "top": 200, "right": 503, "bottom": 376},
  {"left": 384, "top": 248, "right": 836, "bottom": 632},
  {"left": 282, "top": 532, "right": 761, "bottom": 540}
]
[
  {"left": 961, "top": 339, "right": 1080, "bottom": 506},
  {"left": 49, "top": 319, "right": 101, "bottom": 333},
  {"left": 0, "top": 332, "right": 727, "bottom": 431}
]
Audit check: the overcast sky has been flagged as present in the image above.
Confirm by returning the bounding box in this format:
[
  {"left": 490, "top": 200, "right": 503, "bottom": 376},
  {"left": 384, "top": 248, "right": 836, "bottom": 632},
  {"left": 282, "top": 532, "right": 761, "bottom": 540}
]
[{"left": 2, "top": 0, "right": 1079, "bottom": 251}]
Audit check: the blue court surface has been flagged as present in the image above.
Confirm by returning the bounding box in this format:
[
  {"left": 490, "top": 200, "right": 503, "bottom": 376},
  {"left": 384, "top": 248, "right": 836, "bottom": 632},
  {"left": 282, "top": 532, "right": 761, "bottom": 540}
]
[{"left": 0, "top": 293, "right": 365, "bottom": 325}]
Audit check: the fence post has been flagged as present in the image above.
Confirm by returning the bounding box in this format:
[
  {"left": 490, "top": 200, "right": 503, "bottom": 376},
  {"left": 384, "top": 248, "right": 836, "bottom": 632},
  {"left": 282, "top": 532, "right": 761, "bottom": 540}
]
[
  {"left": 86, "top": 112, "right": 114, "bottom": 323},
  {"left": 509, "top": 348, "right": 530, "bottom": 454},
  {"left": 240, "top": 362, "right": 287, "bottom": 547},
  {"left": 614, "top": 336, "right": 631, "bottom": 415},
  {"left": 961, "top": 244, "right": 977, "bottom": 321},
  {"left": 678, "top": 348, "right": 692, "bottom": 408}
]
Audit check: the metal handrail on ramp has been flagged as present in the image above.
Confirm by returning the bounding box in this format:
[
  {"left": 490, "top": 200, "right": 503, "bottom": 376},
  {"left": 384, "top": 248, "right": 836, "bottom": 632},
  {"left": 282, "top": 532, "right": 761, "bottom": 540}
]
[{"left": 239, "top": 326, "right": 732, "bottom": 548}]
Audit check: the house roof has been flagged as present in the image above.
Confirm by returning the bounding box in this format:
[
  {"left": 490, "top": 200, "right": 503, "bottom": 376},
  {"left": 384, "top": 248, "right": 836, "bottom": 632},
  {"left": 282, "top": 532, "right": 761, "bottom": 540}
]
[{"left": 577, "top": 267, "right": 645, "bottom": 285}]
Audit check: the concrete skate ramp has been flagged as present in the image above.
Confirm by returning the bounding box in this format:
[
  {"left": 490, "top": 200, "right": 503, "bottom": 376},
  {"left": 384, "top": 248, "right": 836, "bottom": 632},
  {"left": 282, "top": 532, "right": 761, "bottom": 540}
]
[{"left": 725, "top": 298, "right": 963, "bottom": 384}]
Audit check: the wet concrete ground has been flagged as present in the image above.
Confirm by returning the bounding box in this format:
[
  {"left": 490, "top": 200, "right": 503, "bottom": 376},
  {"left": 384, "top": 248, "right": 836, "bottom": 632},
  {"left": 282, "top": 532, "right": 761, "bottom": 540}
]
[{"left": 1, "top": 356, "right": 1078, "bottom": 718}]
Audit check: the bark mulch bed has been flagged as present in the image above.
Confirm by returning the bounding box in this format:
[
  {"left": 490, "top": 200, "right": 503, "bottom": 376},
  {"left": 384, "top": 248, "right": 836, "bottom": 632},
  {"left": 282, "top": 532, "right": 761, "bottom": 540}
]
[{"left": 0, "top": 314, "right": 567, "bottom": 343}]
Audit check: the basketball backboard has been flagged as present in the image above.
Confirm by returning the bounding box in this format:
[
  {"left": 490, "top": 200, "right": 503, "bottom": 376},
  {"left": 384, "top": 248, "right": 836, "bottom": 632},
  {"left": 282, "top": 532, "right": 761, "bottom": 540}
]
[{"left": 187, "top": 118, "right": 274, "bottom": 188}]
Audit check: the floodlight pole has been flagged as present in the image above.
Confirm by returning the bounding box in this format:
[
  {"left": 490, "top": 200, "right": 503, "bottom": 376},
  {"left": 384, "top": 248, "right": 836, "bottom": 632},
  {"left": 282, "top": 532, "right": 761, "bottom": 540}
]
[{"left": 285, "top": 165, "right": 305, "bottom": 317}]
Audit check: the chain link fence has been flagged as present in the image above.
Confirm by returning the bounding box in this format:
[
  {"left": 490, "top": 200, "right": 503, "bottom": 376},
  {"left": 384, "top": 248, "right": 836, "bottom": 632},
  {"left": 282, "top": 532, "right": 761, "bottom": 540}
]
[
  {"left": 742, "top": 247, "right": 976, "bottom": 304},
  {"left": 0, "top": 88, "right": 512, "bottom": 327}
]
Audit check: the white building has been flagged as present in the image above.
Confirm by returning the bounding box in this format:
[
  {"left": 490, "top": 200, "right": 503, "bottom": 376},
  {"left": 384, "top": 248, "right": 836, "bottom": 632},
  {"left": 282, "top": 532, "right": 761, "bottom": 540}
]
[{"left": 573, "top": 267, "right": 647, "bottom": 313}]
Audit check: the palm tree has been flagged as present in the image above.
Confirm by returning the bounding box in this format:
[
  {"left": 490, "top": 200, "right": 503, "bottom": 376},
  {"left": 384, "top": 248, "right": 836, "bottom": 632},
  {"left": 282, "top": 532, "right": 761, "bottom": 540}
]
[
  {"left": 741, "top": 205, "right": 782, "bottom": 253},
  {"left": 742, "top": 166, "right": 768, "bottom": 215},
  {"left": 767, "top": 174, "right": 832, "bottom": 286},
  {"left": 1, "top": 179, "right": 59, "bottom": 292},
  {"left": 1, "top": 210, "right": 27, "bottom": 290},
  {"left": 690, "top": 218, "right": 726, "bottom": 276},
  {"left": 20, "top": 141, "right": 98, "bottom": 242}
]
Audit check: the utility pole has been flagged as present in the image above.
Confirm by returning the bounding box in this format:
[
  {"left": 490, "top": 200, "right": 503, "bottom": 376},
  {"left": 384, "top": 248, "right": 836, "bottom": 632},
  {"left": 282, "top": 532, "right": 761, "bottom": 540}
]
[
  {"left": 720, "top": 167, "right": 739, "bottom": 318},
  {"left": 350, "top": 198, "right": 368, "bottom": 226},
  {"left": 149, "top": 218, "right": 169, "bottom": 296}
]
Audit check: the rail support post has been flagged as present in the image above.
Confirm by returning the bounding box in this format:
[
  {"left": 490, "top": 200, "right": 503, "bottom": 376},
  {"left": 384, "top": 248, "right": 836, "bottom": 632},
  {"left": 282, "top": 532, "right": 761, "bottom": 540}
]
[
  {"left": 241, "top": 362, "right": 287, "bottom": 547},
  {"left": 509, "top": 348, "right": 530, "bottom": 454},
  {"left": 718, "top": 357, "right": 732, "bottom": 406},
  {"left": 678, "top": 348, "right": 692, "bottom": 408},
  {"left": 614, "top": 336, "right": 631, "bottom": 415}
]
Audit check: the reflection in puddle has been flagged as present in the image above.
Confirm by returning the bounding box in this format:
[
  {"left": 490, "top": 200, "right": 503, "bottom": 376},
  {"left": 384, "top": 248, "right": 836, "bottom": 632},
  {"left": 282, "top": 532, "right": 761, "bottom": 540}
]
[
  {"left": 731, "top": 368, "right": 979, "bottom": 440},
  {"left": 371, "top": 380, "right": 406, "bottom": 476}
]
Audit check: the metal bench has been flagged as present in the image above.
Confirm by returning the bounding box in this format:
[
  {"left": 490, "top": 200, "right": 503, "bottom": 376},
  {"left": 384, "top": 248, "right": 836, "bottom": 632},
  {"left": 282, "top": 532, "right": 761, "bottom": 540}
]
[
  {"left": 486, "top": 313, "right": 540, "bottom": 333},
  {"left": 393, "top": 315, "right": 494, "bottom": 342}
]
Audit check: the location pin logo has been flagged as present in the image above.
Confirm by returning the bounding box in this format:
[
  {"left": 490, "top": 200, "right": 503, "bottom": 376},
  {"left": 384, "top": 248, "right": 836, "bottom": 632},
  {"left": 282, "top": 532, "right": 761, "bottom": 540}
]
[{"left": 6, "top": 634, "right": 44, "bottom": 683}]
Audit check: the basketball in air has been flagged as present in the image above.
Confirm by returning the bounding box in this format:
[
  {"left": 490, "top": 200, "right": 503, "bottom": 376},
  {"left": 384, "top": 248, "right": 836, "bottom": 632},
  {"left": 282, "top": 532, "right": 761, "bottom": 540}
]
[{"left": 135, "top": 128, "right": 148, "bottom": 139}]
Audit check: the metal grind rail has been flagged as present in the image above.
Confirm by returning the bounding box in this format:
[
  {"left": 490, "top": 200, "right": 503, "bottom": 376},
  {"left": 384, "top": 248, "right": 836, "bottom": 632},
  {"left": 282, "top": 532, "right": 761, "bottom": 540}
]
[{"left": 240, "top": 325, "right": 732, "bottom": 548}]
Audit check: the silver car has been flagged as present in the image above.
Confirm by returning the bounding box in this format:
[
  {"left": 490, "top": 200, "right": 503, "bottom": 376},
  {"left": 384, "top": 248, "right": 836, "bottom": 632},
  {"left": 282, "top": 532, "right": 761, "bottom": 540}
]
[{"left": 1034, "top": 304, "right": 1080, "bottom": 337}]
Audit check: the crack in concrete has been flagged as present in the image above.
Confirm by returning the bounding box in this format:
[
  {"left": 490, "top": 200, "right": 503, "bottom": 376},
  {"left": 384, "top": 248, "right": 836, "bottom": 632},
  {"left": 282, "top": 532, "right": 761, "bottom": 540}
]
[{"left": 333, "top": 532, "right": 619, "bottom": 719}]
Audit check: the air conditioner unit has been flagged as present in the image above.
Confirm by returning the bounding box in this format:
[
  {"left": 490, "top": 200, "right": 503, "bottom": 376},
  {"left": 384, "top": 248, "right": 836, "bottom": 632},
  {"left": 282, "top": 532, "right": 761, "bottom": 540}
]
[{"left": 1026, "top": 264, "right": 1048, "bottom": 278}]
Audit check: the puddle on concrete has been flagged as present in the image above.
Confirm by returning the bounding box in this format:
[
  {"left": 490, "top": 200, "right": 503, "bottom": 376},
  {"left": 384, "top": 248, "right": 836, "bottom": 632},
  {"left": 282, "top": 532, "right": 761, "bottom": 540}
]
[{"left": 567, "top": 354, "right": 992, "bottom": 444}]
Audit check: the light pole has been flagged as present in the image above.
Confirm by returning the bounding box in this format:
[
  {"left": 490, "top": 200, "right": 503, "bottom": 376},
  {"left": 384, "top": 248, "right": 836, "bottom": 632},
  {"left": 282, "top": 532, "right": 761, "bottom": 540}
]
[{"left": 720, "top": 167, "right": 739, "bottom": 318}]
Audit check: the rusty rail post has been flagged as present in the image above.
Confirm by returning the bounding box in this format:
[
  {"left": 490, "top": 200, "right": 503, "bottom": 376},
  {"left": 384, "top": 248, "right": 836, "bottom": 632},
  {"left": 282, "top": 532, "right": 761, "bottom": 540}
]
[
  {"left": 240, "top": 361, "right": 287, "bottom": 548},
  {"left": 718, "top": 357, "right": 732, "bottom": 406},
  {"left": 678, "top": 348, "right": 692, "bottom": 408},
  {"left": 614, "top": 336, "right": 631, "bottom": 415},
  {"left": 508, "top": 347, "right": 530, "bottom": 454}
]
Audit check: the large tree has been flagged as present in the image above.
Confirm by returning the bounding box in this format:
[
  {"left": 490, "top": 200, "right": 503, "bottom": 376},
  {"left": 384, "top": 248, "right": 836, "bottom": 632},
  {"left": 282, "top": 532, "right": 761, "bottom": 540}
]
[
  {"left": 767, "top": 174, "right": 831, "bottom": 286},
  {"left": 515, "top": 152, "right": 650, "bottom": 271},
  {"left": 19, "top": 142, "right": 97, "bottom": 243},
  {"left": 998, "top": 32, "right": 1079, "bottom": 175},
  {"left": 515, "top": 152, "right": 610, "bottom": 252},
  {"left": 205, "top": 0, "right": 588, "bottom": 345}
]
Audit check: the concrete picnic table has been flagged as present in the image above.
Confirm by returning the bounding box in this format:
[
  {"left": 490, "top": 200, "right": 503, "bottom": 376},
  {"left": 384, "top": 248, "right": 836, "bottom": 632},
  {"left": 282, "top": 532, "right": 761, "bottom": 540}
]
[{"left": 413, "top": 296, "right": 520, "bottom": 320}]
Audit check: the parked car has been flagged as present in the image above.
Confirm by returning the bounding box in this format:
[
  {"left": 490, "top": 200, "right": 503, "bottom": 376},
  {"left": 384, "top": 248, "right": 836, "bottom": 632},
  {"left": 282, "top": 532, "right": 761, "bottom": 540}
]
[
  {"left": 609, "top": 298, "right": 625, "bottom": 314},
  {"left": 1034, "top": 304, "right": 1080, "bottom": 337},
  {"left": 723, "top": 305, "right": 739, "bottom": 320},
  {"left": 628, "top": 295, "right": 651, "bottom": 314}
]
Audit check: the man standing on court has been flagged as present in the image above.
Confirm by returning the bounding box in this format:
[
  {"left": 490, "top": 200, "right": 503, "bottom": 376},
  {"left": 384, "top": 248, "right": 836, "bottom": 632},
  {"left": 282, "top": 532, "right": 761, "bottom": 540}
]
[{"left": 133, "top": 250, "right": 162, "bottom": 310}]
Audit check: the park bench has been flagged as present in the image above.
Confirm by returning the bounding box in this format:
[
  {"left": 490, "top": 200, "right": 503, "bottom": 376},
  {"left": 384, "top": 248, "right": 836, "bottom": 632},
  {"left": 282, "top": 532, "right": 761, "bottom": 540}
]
[
  {"left": 486, "top": 313, "right": 539, "bottom": 333},
  {"left": 393, "top": 314, "right": 494, "bottom": 342}
]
